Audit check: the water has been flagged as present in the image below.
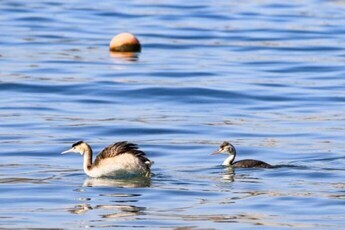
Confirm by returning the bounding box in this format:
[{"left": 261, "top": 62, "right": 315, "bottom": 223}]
[{"left": 0, "top": 0, "right": 344, "bottom": 228}]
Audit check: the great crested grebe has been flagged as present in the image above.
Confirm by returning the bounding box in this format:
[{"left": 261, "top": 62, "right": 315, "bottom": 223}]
[
  {"left": 62, "top": 141, "right": 152, "bottom": 177},
  {"left": 212, "top": 141, "right": 272, "bottom": 168}
]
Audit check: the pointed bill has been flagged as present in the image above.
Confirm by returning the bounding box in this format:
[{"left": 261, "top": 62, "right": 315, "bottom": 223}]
[
  {"left": 61, "top": 148, "right": 74, "bottom": 154},
  {"left": 211, "top": 149, "right": 221, "bottom": 155}
]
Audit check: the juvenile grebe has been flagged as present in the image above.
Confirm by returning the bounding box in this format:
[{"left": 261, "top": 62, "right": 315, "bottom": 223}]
[
  {"left": 212, "top": 141, "right": 272, "bottom": 168},
  {"left": 62, "top": 141, "right": 152, "bottom": 177}
]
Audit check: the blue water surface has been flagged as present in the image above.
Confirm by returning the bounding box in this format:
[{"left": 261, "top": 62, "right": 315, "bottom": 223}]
[{"left": 0, "top": 0, "right": 344, "bottom": 229}]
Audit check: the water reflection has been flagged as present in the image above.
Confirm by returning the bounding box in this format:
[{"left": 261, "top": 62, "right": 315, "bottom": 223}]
[
  {"left": 83, "top": 176, "right": 151, "bottom": 188},
  {"left": 109, "top": 51, "right": 139, "bottom": 61},
  {"left": 99, "top": 204, "right": 145, "bottom": 219},
  {"left": 222, "top": 167, "right": 235, "bottom": 182},
  {"left": 68, "top": 204, "right": 92, "bottom": 215},
  {"left": 68, "top": 203, "right": 144, "bottom": 218},
  {"left": 161, "top": 212, "right": 318, "bottom": 228}
]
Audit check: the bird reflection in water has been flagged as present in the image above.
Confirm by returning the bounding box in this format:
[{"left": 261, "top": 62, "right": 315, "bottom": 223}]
[
  {"left": 68, "top": 204, "right": 92, "bottom": 215},
  {"left": 68, "top": 203, "right": 145, "bottom": 219},
  {"left": 100, "top": 205, "right": 145, "bottom": 219},
  {"left": 83, "top": 176, "right": 151, "bottom": 188},
  {"left": 222, "top": 167, "right": 235, "bottom": 182}
]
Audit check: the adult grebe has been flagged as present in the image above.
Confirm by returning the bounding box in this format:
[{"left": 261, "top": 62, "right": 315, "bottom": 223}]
[
  {"left": 62, "top": 141, "right": 152, "bottom": 177},
  {"left": 212, "top": 141, "right": 272, "bottom": 168}
]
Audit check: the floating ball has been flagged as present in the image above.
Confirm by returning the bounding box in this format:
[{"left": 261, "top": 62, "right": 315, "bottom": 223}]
[{"left": 109, "top": 32, "right": 141, "bottom": 52}]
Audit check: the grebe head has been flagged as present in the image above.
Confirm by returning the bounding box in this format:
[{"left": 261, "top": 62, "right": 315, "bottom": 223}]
[
  {"left": 212, "top": 141, "right": 236, "bottom": 156},
  {"left": 61, "top": 141, "right": 89, "bottom": 156}
]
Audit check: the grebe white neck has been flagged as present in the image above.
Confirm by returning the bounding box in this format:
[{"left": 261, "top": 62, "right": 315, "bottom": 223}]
[{"left": 222, "top": 154, "right": 235, "bottom": 166}]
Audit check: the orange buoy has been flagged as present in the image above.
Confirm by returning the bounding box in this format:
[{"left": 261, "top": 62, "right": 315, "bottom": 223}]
[{"left": 109, "top": 32, "right": 141, "bottom": 52}]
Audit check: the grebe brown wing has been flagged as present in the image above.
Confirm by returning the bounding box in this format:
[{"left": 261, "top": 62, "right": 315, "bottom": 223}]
[
  {"left": 233, "top": 159, "right": 272, "bottom": 168},
  {"left": 93, "top": 141, "right": 151, "bottom": 167}
]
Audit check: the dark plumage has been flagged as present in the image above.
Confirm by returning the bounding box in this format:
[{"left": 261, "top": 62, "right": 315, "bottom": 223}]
[
  {"left": 233, "top": 159, "right": 272, "bottom": 168},
  {"left": 72, "top": 140, "right": 84, "bottom": 148}
]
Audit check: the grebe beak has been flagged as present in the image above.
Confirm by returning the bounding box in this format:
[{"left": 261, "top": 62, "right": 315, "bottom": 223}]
[
  {"left": 61, "top": 148, "right": 75, "bottom": 154},
  {"left": 211, "top": 149, "right": 222, "bottom": 155}
]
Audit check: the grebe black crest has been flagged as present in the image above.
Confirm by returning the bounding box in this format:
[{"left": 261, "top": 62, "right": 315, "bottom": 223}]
[
  {"left": 62, "top": 141, "right": 152, "bottom": 177},
  {"left": 212, "top": 141, "right": 272, "bottom": 168}
]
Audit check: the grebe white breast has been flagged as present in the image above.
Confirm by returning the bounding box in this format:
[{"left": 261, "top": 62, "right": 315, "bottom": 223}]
[
  {"left": 62, "top": 141, "right": 152, "bottom": 177},
  {"left": 212, "top": 141, "right": 272, "bottom": 168}
]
